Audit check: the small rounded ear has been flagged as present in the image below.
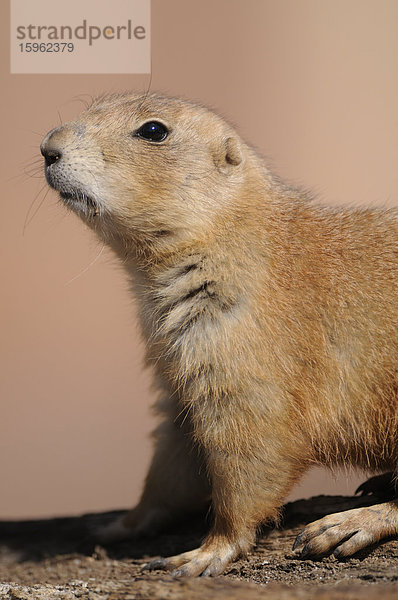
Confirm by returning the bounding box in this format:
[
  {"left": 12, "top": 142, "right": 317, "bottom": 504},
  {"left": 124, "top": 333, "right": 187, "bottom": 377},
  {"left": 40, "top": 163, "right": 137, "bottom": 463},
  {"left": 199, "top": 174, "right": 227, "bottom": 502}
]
[{"left": 213, "top": 136, "right": 242, "bottom": 173}]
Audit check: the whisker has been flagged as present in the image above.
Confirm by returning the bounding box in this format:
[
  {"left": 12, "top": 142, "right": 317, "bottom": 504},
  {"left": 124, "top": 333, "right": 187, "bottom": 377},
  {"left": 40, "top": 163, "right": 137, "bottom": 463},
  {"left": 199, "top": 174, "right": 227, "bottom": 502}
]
[
  {"left": 23, "top": 185, "right": 50, "bottom": 234},
  {"left": 26, "top": 129, "right": 46, "bottom": 138},
  {"left": 64, "top": 244, "right": 106, "bottom": 285},
  {"left": 14, "top": 126, "right": 47, "bottom": 138},
  {"left": 22, "top": 171, "right": 43, "bottom": 181},
  {"left": 23, "top": 160, "right": 44, "bottom": 178},
  {"left": 8, "top": 156, "right": 44, "bottom": 183},
  {"left": 7, "top": 168, "right": 41, "bottom": 184},
  {"left": 7, "top": 171, "right": 31, "bottom": 183},
  {"left": 70, "top": 94, "right": 94, "bottom": 110},
  {"left": 25, "top": 156, "right": 42, "bottom": 162},
  {"left": 24, "top": 163, "right": 43, "bottom": 172},
  {"left": 134, "top": 69, "right": 153, "bottom": 114},
  {"left": 25, "top": 171, "right": 44, "bottom": 180}
]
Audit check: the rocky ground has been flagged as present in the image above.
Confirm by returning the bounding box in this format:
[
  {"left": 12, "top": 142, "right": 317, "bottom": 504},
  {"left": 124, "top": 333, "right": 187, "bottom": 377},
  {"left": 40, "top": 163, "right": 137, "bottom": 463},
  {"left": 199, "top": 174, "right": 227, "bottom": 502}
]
[{"left": 0, "top": 493, "right": 398, "bottom": 599}]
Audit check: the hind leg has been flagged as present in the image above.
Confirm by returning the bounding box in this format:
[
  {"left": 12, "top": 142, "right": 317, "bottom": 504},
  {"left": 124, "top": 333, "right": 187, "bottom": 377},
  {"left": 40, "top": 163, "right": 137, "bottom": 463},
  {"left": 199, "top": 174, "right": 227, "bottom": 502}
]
[
  {"left": 355, "top": 472, "right": 397, "bottom": 499},
  {"left": 96, "top": 417, "right": 210, "bottom": 542},
  {"left": 292, "top": 499, "right": 398, "bottom": 559}
]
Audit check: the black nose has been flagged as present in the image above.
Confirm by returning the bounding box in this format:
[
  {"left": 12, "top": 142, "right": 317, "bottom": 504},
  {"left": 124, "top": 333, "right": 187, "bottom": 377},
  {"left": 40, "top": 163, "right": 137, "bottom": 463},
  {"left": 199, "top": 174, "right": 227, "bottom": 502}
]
[{"left": 41, "top": 146, "right": 62, "bottom": 166}]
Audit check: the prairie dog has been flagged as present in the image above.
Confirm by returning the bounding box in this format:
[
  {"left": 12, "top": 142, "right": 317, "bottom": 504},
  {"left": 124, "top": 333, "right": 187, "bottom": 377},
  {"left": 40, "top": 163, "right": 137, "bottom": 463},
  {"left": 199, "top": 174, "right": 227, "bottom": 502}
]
[{"left": 41, "top": 92, "right": 398, "bottom": 576}]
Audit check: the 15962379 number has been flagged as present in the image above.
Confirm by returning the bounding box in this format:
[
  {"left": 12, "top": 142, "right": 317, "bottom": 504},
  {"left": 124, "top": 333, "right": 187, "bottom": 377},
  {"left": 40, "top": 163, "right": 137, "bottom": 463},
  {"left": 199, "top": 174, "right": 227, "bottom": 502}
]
[{"left": 19, "top": 42, "right": 75, "bottom": 52}]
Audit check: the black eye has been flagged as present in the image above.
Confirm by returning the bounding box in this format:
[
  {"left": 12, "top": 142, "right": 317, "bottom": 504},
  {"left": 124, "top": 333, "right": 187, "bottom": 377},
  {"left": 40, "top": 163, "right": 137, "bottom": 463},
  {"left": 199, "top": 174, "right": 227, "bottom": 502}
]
[{"left": 134, "top": 121, "right": 169, "bottom": 142}]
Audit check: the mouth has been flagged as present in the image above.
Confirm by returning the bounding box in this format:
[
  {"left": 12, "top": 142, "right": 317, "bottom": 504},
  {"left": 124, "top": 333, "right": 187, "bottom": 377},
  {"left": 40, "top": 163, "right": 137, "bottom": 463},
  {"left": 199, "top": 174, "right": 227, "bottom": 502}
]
[
  {"left": 44, "top": 165, "right": 100, "bottom": 217},
  {"left": 59, "top": 189, "right": 99, "bottom": 214}
]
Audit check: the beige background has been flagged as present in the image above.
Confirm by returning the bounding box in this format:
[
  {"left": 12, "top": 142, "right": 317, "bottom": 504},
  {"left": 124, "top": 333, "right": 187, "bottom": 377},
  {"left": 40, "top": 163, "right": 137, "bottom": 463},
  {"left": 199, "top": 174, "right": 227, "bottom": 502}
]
[{"left": 1, "top": 0, "right": 398, "bottom": 519}]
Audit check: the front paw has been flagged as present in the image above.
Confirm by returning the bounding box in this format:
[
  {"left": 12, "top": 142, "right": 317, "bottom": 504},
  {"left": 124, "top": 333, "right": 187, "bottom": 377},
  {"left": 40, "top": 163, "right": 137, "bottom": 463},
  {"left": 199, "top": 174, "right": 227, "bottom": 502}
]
[
  {"left": 292, "top": 505, "right": 395, "bottom": 559},
  {"left": 143, "top": 536, "right": 244, "bottom": 577}
]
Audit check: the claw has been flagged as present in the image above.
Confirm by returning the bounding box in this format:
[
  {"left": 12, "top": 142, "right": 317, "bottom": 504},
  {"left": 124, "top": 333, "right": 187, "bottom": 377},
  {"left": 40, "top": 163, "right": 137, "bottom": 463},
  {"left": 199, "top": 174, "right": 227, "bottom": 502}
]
[
  {"left": 170, "top": 568, "right": 184, "bottom": 578},
  {"left": 292, "top": 503, "right": 398, "bottom": 560},
  {"left": 355, "top": 473, "right": 396, "bottom": 498},
  {"left": 292, "top": 530, "right": 305, "bottom": 551},
  {"left": 140, "top": 539, "right": 242, "bottom": 577},
  {"left": 141, "top": 557, "right": 168, "bottom": 571},
  {"left": 298, "top": 543, "right": 312, "bottom": 559}
]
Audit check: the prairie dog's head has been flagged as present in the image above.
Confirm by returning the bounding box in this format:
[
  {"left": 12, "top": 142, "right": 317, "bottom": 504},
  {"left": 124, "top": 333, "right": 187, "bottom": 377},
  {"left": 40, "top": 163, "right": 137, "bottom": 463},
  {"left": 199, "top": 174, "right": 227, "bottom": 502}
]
[{"left": 40, "top": 92, "right": 251, "bottom": 249}]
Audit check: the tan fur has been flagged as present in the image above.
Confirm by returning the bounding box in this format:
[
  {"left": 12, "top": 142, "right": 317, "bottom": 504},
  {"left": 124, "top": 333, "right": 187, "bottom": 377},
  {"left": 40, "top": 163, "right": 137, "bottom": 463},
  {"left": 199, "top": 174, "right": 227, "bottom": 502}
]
[{"left": 41, "top": 92, "right": 398, "bottom": 576}]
